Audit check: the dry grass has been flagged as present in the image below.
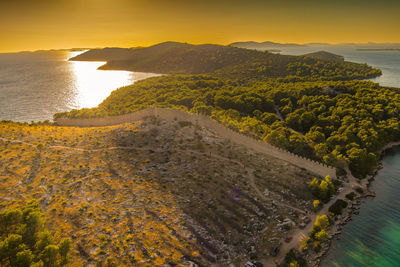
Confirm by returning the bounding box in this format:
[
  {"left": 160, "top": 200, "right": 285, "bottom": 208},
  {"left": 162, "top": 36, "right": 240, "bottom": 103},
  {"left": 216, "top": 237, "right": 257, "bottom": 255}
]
[{"left": 0, "top": 118, "right": 315, "bottom": 266}]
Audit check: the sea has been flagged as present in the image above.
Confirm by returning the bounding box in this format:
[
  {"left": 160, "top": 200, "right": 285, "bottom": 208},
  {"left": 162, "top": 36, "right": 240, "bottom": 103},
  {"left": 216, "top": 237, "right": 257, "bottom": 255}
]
[
  {"left": 1, "top": 46, "right": 400, "bottom": 266},
  {"left": 0, "top": 50, "right": 158, "bottom": 122}
]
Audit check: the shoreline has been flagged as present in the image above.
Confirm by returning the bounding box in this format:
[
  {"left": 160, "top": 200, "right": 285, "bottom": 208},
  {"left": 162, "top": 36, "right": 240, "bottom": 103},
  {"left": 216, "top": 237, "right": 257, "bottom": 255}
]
[
  {"left": 310, "top": 141, "right": 400, "bottom": 266},
  {"left": 4, "top": 112, "right": 400, "bottom": 266}
]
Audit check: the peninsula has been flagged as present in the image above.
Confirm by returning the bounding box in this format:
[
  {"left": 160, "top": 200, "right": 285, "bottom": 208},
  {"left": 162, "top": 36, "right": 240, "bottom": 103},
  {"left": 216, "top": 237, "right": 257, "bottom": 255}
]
[{"left": 2, "top": 42, "right": 400, "bottom": 266}]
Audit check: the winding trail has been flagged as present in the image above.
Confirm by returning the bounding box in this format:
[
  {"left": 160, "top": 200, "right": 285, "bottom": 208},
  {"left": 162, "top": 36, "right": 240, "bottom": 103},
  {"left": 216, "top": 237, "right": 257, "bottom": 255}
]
[{"left": 263, "top": 165, "right": 365, "bottom": 266}]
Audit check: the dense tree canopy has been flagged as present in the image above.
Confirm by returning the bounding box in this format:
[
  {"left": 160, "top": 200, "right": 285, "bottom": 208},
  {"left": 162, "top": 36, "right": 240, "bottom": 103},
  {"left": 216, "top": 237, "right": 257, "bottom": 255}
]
[
  {"left": 0, "top": 201, "right": 71, "bottom": 267},
  {"left": 55, "top": 75, "right": 400, "bottom": 178},
  {"left": 56, "top": 43, "right": 399, "bottom": 178},
  {"left": 70, "top": 42, "right": 381, "bottom": 81}
]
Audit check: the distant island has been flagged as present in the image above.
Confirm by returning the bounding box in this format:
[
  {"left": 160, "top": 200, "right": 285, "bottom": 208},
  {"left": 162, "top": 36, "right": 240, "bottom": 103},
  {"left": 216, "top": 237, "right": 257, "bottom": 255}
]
[
  {"left": 229, "top": 41, "right": 400, "bottom": 51},
  {"left": 229, "top": 41, "right": 306, "bottom": 50},
  {"left": 302, "top": 51, "right": 345, "bottom": 62},
  {"left": 357, "top": 48, "right": 400, "bottom": 52},
  {"left": 70, "top": 41, "right": 380, "bottom": 81}
]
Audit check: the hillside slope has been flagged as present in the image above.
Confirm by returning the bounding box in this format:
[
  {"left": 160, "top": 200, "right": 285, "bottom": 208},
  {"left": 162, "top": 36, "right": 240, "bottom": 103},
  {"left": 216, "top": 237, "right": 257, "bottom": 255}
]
[{"left": 0, "top": 118, "right": 315, "bottom": 266}]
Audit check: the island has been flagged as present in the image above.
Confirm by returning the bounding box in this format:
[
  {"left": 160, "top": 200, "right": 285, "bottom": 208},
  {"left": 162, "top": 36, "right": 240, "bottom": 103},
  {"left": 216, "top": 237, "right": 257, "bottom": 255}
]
[{"left": 2, "top": 42, "right": 400, "bottom": 267}]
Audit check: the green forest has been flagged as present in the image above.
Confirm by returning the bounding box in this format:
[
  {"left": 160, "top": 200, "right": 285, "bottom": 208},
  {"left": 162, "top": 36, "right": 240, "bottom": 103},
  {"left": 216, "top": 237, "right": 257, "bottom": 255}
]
[
  {"left": 0, "top": 201, "right": 71, "bottom": 267},
  {"left": 70, "top": 42, "right": 381, "bottom": 81},
  {"left": 58, "top": 43, "right": 400, "bottom": 178}
]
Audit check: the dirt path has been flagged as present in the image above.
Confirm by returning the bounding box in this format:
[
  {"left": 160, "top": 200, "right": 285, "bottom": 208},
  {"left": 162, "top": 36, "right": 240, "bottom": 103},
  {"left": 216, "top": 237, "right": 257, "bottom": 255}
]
[
  {"left": 261, "top": 163, "right": 364, "bottom": 266},
  {"left": 263, "top": 179, "right": 355, "bottom": 266}
]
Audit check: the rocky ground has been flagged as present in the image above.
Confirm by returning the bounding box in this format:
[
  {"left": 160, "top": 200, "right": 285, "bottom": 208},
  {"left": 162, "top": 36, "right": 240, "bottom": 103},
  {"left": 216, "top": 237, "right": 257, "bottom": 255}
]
[{"left": 0, "top": 117, "right": 316, "bottom": 266}]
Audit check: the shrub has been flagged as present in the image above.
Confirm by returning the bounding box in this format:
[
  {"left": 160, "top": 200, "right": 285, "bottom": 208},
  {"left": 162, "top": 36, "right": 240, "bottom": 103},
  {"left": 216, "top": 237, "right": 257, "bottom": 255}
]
[
  {"left": 328, "top": 199, "right": 348, "bottom": 215},
  {"left": 355, "top": 187, "right": 364, "bottom": 194},
  {"left": 308, "top": 176, "right": 335, "bottom": 201},
  {"left": 313, "top": 200, "right": 321, "bottom": 211},
  {"left": 345, "top": 192, "right": 356, "bottom": 200}
]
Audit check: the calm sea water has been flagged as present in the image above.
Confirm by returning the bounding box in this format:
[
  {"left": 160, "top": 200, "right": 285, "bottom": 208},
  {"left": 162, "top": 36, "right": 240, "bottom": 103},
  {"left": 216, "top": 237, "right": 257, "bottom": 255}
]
[
  {"left": 275, "top": 46, "right": 400, "bottom": 266},
  {"left": 0, "top": 50, "right": 158, "bottom": 122},
  {"left": 276, "top": 46, "right": 400, "bottom": 88}
]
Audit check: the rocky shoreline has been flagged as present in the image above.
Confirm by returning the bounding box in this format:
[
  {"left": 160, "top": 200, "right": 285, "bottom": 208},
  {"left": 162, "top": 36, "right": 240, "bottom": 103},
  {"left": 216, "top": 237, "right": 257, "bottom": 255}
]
[
  {"left": 306, "top": 192, "right": 371, "bottom": 266},
  {"left": 303, "top": 142, "right": 400, "bottom": 266}
]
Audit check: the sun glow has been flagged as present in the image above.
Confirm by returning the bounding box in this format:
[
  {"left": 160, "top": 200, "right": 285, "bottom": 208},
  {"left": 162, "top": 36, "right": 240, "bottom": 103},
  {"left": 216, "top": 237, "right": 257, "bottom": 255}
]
[{"left": 68, "top": 51, "right": 158, "bottom": 109}]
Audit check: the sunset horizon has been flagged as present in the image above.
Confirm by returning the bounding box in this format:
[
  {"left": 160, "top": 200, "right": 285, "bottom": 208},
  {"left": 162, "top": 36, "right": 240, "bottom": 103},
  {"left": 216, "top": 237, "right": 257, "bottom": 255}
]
[
  {"left": 1, "top": 1, "right": 400, "bottom": 266},
  {"left": 2, "top": 40, "right": 400, "bottom": 54},
  {"left": 1, "top": 0, "right": 400, "bottom": 53}
]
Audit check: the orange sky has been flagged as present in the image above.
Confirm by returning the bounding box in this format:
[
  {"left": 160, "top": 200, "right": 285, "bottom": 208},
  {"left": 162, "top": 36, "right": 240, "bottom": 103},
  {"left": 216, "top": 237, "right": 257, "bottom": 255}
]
[{"left": 1, "top": 0, "right": 399, "bottom": 52}]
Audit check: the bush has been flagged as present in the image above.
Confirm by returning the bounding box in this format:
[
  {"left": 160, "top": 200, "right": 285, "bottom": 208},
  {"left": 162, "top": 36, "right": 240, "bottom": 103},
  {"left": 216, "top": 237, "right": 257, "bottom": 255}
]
[
  {"left": 328, "top": 199, "right": 348, "bottom": 215},
  {"left": 355, "top": 187, "right": 364, "bottom": 194},
  {"left": 345, "top": 192, "right": 356, "bottom": 200},
  {"left": 280, "top": 248, "right": 308, "bottom": 267},
  {"left": 313, "top": 200, "right": 321, "bottom": 211},
  {"left": 308, "top": 176, "right": 335, "bottom": 201}
]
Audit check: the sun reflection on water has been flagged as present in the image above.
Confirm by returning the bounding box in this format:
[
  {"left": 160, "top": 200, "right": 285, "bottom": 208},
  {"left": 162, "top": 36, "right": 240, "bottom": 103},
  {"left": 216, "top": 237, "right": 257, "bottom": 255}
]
[{"left": 68, "top": 51, "right": 158, "bottom": 109}]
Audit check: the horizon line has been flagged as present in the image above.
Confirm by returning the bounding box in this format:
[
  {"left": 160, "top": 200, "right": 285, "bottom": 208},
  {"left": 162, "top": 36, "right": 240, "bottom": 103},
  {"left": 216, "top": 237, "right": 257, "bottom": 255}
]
[{"left": 2, "top": 40, "right": 400, "bottom": 54}]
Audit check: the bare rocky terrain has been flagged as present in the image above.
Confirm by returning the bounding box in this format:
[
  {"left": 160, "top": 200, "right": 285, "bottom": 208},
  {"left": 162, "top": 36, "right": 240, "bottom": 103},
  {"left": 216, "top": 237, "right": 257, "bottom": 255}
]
[{"left": 0, "top": 116, "right": 316, "bottom": 266}]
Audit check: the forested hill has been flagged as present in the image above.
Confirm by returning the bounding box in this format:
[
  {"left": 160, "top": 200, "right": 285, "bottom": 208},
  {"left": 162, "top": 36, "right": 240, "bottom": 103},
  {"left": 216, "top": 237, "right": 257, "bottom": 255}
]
[
  {"left": 55, "top": 75, "right": 400, "bottom": 179},
  {"left": 60, "top": 42, "right": 397, "bottom": 179},
  {"left": 70, "top": 42, "right": 381, "bottom": 81},
  {"left": 229, "top": 41, "right": 306, "bottom": 49},
  {"left": 302, "top": 51, "right": 345, "bottom": 62}
]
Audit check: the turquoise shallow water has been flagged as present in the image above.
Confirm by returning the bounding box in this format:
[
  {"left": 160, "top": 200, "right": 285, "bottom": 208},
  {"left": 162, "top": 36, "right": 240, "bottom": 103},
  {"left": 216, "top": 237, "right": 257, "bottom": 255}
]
[{"left": 321, "top": 147, "right": 400, "bottom": 267}]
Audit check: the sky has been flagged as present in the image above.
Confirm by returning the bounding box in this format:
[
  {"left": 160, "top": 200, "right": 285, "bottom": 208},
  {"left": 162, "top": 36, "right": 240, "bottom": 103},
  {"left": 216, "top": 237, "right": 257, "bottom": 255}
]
[{"left": 0, "top": 0, "right": 399, "bottom": 52}]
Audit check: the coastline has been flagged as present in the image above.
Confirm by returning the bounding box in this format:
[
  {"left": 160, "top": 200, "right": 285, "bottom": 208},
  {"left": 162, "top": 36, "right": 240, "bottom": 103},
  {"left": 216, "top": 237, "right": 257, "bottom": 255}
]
[
  {"left": 54, "top": 110, "right": 399, "bottom": 266},
  {"left": 312, "top": 141, "right": 400, "bottom": 266},
  {"left": 2, "top": 49, "right": 397, "bottom": 266}
]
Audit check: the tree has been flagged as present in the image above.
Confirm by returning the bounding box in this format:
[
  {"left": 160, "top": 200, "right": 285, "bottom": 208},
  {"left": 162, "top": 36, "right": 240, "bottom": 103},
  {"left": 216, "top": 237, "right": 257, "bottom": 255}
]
[
  {"left": 309, "top": 176, "right": 335, "bottom": 200},
  {"left": 0, "top": 201, "right": 71, "bottom": 267},
  {"left": 323, "top": 176, "right": 335, "bottom": 196},
  {"left": 14, "top": 250, "right": 33, "bottom": 267},
  {"left": 314, "top": 215, "right": 329, "bottom": 230},
  {"left": 0, "top": 234, "right": 24, "bottom": 266},
  {"left": 315, "top": 230, "right": 328, "bottom": 241},
  {"left": 319, "top": 180, "right": 330, "bottom": 200},
  {"left": 313, "top": 200, "right": 321, "bottom": 211},
  {"left": 58, "top": 238, "right": 71, "bottom": 265},
  {"left": 300, "top": 237, "right": 310, "bottom": 251},
  {"left": 347, "top": 147, "right": 378, "bottom": 178},
  {"left": 308, "top": 178, "right": 320, "bottom": 196},
  {"left": 42, "top": 245, "right": 58, "bottom": 267}
]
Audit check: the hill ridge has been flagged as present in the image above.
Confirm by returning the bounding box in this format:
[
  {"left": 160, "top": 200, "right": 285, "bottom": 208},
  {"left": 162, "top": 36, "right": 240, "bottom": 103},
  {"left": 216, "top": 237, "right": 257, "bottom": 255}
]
[{"left": 55, "top": 107, "right": 336, "bottom": 178}]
